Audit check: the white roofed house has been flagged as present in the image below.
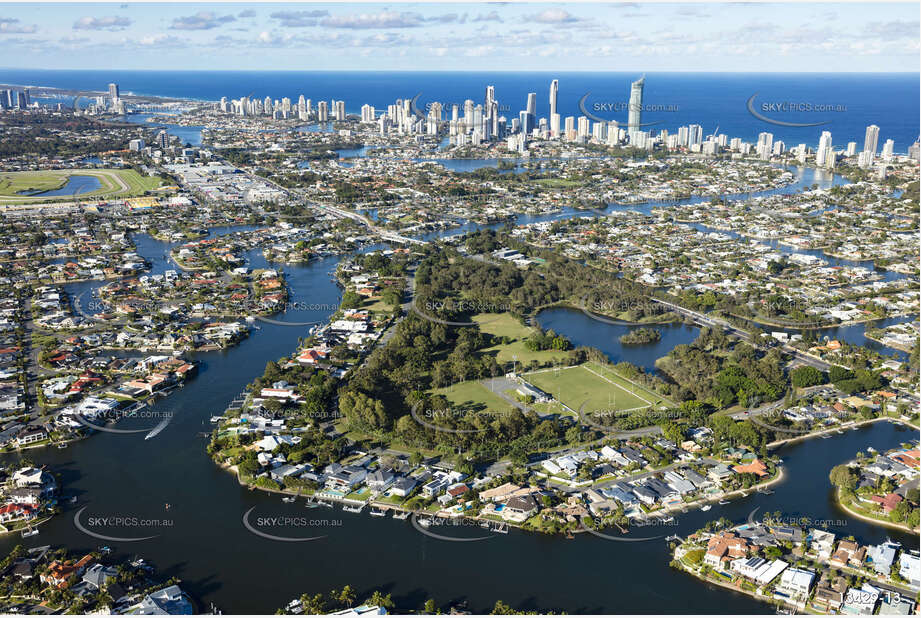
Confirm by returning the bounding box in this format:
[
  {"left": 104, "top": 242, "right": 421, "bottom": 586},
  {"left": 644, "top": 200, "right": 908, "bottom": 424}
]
[
  {"left": 324, "top": 466, "right": 368, "bottom": 492},
  {"left": 776, "top": 567, "right": 815, "bottom": 601},
  {"left": 899, "top": 551, "right": 920, "bottom": 590},
  {"left": 868, "top": 540, "right": 900, "bottom": 576},
  {"left": 809, "top": 529, "right": 836, "bottom": 560}
]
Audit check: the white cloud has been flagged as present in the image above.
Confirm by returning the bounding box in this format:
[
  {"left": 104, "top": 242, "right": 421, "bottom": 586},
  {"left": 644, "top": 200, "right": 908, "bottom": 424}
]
[
  {"left": 73, "top": 16, "right": 132, "bottom": 31},
  {"left": 525, "top": 9, "right": 581, "bottom": 24},
  {"left": 0, "top": 18, "right": 37, "bottom": 34},
  {"left": 171, "top": 11, "right": 236, "bottom": 31},
  {"left": 320, "top": 11, "right": 425, "bottom": 29}
]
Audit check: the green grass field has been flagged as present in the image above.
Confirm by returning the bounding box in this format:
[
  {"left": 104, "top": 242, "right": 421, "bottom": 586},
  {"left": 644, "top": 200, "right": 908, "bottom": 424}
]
[
  {"left": 525, "top": 362, "right": 667, "bottom": 414},
  {"left": 473, "top": 313, "right": 570, "bottom": 366},
  {"left": 584, "top": 361, "right": 676, "bottom": 408},
  {"left": 0, "top": 169, "right": 163, "bottom": 204},
  {"left": 432, "top": 379, "right": 517, "bottom": 415}
]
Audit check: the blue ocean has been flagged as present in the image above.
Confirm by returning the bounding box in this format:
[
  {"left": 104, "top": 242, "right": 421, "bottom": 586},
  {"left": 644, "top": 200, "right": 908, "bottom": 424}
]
[{"left": 1, "top": 69, "right": 917, "bottom": 151}]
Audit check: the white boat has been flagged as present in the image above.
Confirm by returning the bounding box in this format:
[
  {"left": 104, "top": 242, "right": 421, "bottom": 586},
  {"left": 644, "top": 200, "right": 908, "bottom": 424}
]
[
  {"left": 700, "top": 505, "right": 712, "bottom": 512},
  {"left": 419, "top": 518, "right": 432, "bottom": 528},
  {"left": 392, "top": 511, "right": 409, "bottom": 520},
  {"left": 718, "top": 500, "right": 730, "bottom": 505},
  {"left": 245, "top": 316, "right": 256, "bottom": 323},
  {"left": 282, "top": 496, "right": 296, "bottom": 503},
  {"left": 661, "top": 516, "right": 675, "bottom": 523},
  {"left": 369, "top": 509, "right": 386, "bottom": 517},
  {"left": 21, "top": 528, "right": 39, "bottom": 538},
  {"left": 342, "top": 504, "right": 363, "bottom": 513}
]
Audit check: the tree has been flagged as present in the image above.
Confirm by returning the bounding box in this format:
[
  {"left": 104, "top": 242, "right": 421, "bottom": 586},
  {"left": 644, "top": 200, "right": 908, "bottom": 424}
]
[
  {"left": 364, "top": 591, "right": 394, "bottom": 610},
  {"left": 335, "top": 585, "right": 356, "bottom": 608},
  {"left": 491, "top": 601, "right": 515, "bottom": 615},
  {"left": 790, "top": 366, "right": 825, "bottom": 388},
  {"left": 299, "top": 593, "right": 326, "bottom": 615},
  {"left": 829, "top": 366, "right": 855, "bottom": 383},
  {"left": 829, "top": 464, "right": 857, "bottom": 492},
  {"left": 340, "top": 291, "right": 363, "bottom": 310}
]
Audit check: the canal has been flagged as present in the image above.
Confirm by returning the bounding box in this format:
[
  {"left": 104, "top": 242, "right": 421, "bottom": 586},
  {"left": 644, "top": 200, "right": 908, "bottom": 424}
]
[
  {"left": 1, "top": 162, "right": 915, "bottom": 613},
  {"left": 2, "top": 215, "right": 917, "bottom": 614}
]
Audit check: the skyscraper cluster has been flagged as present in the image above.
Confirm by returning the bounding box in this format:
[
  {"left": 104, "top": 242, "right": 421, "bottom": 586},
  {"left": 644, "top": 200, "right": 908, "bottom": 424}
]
[{"left": 0, "top": 88, "right": 31, "bottom": 111}]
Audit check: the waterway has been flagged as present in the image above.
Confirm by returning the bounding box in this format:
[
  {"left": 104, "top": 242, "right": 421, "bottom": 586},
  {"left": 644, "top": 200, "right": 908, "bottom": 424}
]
[
  {"left": 19, "top": 174, "right": 101, "bottom": 197},
  {"left": 2, "top": 163, "right": 916, "bottom": 613},
  {"left": 124, "top": 113, "right": 205, "bottom": 147}
]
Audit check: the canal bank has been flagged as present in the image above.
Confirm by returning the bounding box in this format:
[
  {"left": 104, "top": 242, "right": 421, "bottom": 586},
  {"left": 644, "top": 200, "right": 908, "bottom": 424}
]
[
  {"left": 1, "top": 164, "right": 915, "bottom": 613},
  {"left": 2, "top": 225, "right": 916, "bottom": 614}
]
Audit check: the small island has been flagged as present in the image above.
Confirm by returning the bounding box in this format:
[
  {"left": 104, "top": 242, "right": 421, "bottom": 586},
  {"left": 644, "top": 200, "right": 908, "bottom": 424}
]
[{"left": 619, "top": 328, "right": 662, "bottom": 345}]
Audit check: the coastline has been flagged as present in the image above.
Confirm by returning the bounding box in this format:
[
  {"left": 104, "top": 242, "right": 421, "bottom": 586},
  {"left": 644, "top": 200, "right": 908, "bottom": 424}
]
[
  {"left": 765, "top": 415, "right": 918, "bottom": 451},
  {"left": 833, "top": 486, "right": 920, "bottom": 535}
]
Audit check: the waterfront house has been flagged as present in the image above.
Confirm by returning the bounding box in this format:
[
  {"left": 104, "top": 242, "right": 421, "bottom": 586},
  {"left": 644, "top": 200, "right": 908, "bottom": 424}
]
[
  {"left": 0, "top": 503, "right": 36, "bottom": 523},
  {"left": 646, "top": 478, "right": 681, "bottom": 505},
  {"left": 389, "top": 476, "right": 417, "bottom": 498},
  {"left": 771, "top": 526, "right": 805, "bottom": 545},
  {"left": 603, "top": 485, "right": 639, "bottom": 507},
  {"left": 707, "top": 463, "right": 734, "bottom": 483},
  {"left": 325, "top": 466, "right": 367, "bottom": 492},
  {"left": 704, "top": 532, "right": 750, "bottom": 569},
  {"left": 867, "top": 492, "right": 903, "bottom": 514},
  {"left": 830, "top": 540, "right": 867, "bottom": 568},
  {"left": 754, "top": 559, "right": 789, "bottom": 586},
  {"left": 446, "top": 483, "right": 470, "bottom": 501},
  {"left": 682, "top": 468, "right": 710, "bottom": 489},
  {"left": 8, "top": 487, "right": 43, "bottom": 504},
  {"left": 125, "top": 584, "right": 194, "bottom": 615},
  {"left": 270, "top": 464, "right": 308, "bottom": 482},
  {"left": 366, "top": 469, "right": 395, "bottom": 492},
  {"left": 732, "top": 459, "right": 769, "bottom": 478},
  {"left": 478, "top": 482, "right": 522, "bottom": 504},
  {"left": 631, "top": 485, "right": 658, "bottom": 507},
  {"left": 12, "top": 467, "right": 48, "bottom": 487},
  {"left": 40, "top": 554, "right": 94, "bottom": 589},
  {"left": 776, "top": 567, "right": 815, "bottom": 601},
  {"left": 898, "top": 552, "right": 920, "bottom": 589},
  {"left": 868, "top": 540, "right": 900, "bottom": 575},
  {"left": 502, "top": 494, "right": 538, "bottom": 523},
  {"left": 663, "top": 470, "right": 696, "bottom": 495},
  {"left": 730, "top": 556, "right": 768, "bottom": 579},
  {"left": 808, "top": 529, "right": 836, "bottom": 560},
  {"left": 82, "top": 563, "right": 118, "bottom": 591}
]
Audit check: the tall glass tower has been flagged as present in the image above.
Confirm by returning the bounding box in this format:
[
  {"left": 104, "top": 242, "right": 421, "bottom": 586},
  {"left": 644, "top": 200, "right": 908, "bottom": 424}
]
[{"left": 628, "top": 75, "right": 645, "bottom": 140}]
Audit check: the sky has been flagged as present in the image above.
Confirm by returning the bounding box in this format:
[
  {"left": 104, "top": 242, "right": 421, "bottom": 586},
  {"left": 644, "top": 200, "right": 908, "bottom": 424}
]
[{"left": 0, "top": 2, "right": 918, "bottom": 72}]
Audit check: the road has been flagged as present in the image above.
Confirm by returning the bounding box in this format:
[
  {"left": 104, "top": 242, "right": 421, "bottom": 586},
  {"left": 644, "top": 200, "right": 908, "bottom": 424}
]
[{"left": 651, "top": 298, "right": 832, "bottom": 371}]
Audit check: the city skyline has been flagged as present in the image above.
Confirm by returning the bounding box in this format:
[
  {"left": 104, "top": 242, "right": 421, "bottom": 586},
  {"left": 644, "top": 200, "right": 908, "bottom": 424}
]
[{"left": 0, "top": 2, "right": 917, "bottom": 72}]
